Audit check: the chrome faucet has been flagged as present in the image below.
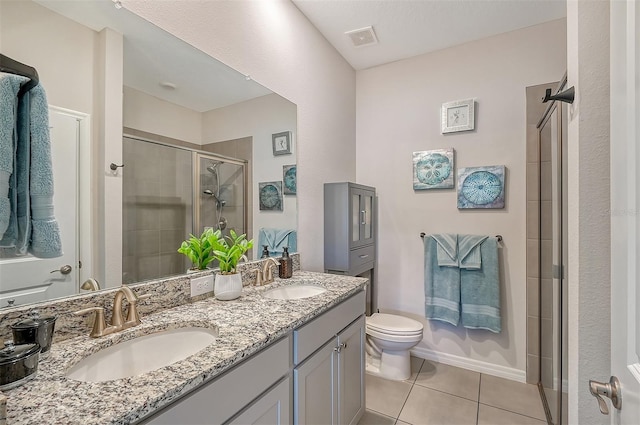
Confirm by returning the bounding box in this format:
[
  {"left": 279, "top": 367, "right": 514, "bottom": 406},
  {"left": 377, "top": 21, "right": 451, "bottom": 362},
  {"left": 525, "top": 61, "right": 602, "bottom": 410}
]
[
  {"left": 74, "top": 286, "right": 151, "bottom": 338},
  {"left": 256, "top": 258, "right": 280, "bottom": 286}
]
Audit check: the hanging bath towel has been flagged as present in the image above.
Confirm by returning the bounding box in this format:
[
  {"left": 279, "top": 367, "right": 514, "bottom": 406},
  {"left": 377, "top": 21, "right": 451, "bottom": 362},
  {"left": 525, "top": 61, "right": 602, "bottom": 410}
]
[
  {"left": 460, "top": 237, "right": 501, "bottom": 333},
  {"left": 0, "top": 73, "right": 27, "bottom": 245},
  {"left": 26, "top": 84, "right": 62, "bottom": 258},
  {"left": 424, "top": 235, "right": 461, "bottom": 326}
]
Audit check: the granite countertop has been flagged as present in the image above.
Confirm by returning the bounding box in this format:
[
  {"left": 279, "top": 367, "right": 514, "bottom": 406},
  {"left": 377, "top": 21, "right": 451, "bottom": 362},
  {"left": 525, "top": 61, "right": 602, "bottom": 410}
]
[{"left": 4, "top": 271, "right": 367, "bottom": 425}]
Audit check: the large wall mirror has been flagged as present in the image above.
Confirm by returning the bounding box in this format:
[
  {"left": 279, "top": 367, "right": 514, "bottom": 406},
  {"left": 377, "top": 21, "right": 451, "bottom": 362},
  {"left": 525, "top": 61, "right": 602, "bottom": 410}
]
[{"left": 0, "top": 0, "right": 298, "bottom": 308}]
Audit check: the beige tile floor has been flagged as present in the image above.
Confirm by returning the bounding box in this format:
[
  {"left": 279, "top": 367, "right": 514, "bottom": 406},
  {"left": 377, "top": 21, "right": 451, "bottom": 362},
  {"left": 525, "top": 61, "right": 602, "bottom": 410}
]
[{"left": 359, "top": 357, "right": 547, "bottom": 425}]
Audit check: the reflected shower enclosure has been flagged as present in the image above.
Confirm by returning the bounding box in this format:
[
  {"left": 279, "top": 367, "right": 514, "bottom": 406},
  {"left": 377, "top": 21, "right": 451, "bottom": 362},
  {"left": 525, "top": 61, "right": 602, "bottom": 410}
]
[{"left": 122, "top": 137, "right": 247, "bottom": 283}]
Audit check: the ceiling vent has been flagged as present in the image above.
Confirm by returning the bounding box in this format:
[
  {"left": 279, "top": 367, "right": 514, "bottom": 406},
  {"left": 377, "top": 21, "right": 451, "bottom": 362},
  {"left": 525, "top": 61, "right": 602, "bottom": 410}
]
[{"left": 345, "top": 26, "right": 378, "bottom": 47}]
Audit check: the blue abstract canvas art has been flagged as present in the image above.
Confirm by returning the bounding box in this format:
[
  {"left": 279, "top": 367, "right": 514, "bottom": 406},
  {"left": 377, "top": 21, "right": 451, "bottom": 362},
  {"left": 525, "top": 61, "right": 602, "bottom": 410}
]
[
  {"left": 259, "top": 181, "right": 283, "bottom": 211},
  {"left": 457, "top": 165, "right": 505, "bottom": 209},
  {"left": 413, "top": 148, "right": 455, "bottom": 190},
  {"left": 283, "top": 165, "right": 296, "bottom": 195}
]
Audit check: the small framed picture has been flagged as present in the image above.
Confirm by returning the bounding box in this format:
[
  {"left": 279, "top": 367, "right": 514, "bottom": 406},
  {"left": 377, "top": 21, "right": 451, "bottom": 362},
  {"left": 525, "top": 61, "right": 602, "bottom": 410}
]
[
  {"left": 413, "top": 148, "right": 454, "bottom": 190},
  {"left": 259, "top": 181, "right": 283, "bottom": 211},
  {"left": 441, "top": 99, "right": 475, "bottom": 134},
  {"left": 283, "top": 165, "right": 297, "bottom": 195},
  {"left": 272, "top": 131, "right": 292, "bottom": 156}
]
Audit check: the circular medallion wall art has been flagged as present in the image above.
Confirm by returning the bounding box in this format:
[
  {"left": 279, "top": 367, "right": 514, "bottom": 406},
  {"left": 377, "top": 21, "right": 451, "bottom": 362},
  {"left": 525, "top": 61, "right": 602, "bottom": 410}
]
[
  {"left": 259, "top": 181, "right": 283, "bottom": 211},
  {"left": 457, "top": 165, "right": 505, "bottom": 209},
  {"left": 283, "top": 165, "right": 297, "bottom": 195}
]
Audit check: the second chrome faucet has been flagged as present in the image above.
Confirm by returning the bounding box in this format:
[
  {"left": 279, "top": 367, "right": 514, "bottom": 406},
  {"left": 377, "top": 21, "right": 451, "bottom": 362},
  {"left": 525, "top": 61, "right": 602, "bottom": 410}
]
[{"left": 74, "top": 286, "right": 151, "bottom": 338}]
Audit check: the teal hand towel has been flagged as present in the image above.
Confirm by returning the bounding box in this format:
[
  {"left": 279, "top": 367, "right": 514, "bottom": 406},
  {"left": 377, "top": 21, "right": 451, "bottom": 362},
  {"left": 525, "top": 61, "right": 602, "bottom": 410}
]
[
  {"left": 424, "top": 235, "right": 460, "bottom": 326},
  {"left": 458, "top": 234, "right": 488, "bottom": 270},
  {"left": 431, "top": 233, "right": 458, "bottom": 267},
  {"left": 461, "top": 237, "right": 501, "bottom": 333}
]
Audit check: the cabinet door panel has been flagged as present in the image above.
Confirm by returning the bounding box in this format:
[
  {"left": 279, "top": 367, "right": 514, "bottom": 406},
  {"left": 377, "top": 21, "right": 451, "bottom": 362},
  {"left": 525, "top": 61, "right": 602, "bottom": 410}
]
[
  {"left": 338, "top": 316, "right": 365, "bottom": 425},
  {"left": 228, "top": 378, "right": 290, "bottom": 425},
  {"left": 294, "top": 339, "right": 338, "bottom": 425}
]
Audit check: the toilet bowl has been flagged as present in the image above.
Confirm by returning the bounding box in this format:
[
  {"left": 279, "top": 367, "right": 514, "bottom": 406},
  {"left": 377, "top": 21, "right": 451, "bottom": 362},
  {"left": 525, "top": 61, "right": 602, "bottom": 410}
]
[{"left": 365, "top": 313, "right": 424, "bottom": 381}]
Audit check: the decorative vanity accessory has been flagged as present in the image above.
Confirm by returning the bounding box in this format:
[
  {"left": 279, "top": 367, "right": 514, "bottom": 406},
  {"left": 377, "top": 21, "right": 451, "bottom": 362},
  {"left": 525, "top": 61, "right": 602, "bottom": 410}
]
[
  {"left": 412, "top": 149, "right": 455, "bottom": 190},
  {"left": 214, "top": 272, "right": 243, "bottom": 300},
  {"left": 261, "top": 245, "right": 270, "bottom": 259},
  {"left": 457, "top": 165, "right": 506, "bottom": 209},
  {"left": 0, "top": 341, "right": 40, "bottom": 391},
  {"left": 278, "top": 247, "right": 293, "bottom": 279},
  {"left": 209, "top": 229, "right": 253, "bottom": 300},
  {"left": 272, "top": 131, "right": 292, "bottom": 156},
  {"left": 441, "top": 99, "right": 475, "bottom": 134},
  {"left": 11, "top": 310, "right": 56, "bottom": 359}
]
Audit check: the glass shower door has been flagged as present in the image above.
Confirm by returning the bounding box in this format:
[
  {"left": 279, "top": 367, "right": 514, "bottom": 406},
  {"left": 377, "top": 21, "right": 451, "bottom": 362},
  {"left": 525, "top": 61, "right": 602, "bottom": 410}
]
[
  {"left": 538, "top": 103, "right": 566, "bottom": 424},
  {"left": 196, "top": 154, "right": 246, "bottom": 241}
]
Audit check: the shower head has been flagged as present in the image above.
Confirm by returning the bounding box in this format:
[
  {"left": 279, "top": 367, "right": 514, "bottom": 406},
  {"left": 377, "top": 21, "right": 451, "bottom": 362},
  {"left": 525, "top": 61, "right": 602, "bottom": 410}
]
[
  {"left": 206, "top": 161, "right": 223, "bottom": 174},
  {"left": 203, "top": 189, "right": 227, "bottom": 206}
]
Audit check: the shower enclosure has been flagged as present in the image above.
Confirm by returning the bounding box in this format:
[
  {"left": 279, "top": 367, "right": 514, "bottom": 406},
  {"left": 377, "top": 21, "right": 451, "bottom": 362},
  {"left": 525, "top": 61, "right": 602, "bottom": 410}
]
[
  {"left": 122, "top": 136, "right": 247, "bottom": 284},
  {"left": 536, "top": 84, "right": 568, "bottom": 425}
]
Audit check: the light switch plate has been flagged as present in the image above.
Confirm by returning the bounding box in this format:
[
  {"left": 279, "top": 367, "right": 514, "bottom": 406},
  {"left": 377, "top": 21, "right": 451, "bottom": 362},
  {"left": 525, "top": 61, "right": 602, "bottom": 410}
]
[{"left": 190, "top": 275, "right": 214, "bottom": 297}]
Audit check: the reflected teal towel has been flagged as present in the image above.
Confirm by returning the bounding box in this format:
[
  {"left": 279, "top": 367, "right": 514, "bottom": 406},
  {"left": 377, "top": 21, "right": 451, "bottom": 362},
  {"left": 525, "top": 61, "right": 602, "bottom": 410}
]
[
  {"left": 424, "top": 236, "right": 460, "bottom": 326},
  {"left": 461, "top": 237, "right": 501, "bottom": 333},
  {"left": 27, "top": 84, "right": 62, "bottom": 258},
  {"left": 0, "top": 73, "right": 27, "bottom": 243},
  {"left": 258, "top": 228, "right": 297, "bottom": 257}
]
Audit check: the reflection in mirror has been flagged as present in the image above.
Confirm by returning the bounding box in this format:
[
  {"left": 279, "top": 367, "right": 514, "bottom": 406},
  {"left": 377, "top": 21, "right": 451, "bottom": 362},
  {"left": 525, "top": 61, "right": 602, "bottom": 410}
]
[{"left": 0, "top": 0, "right": 297, "bottom": 308}]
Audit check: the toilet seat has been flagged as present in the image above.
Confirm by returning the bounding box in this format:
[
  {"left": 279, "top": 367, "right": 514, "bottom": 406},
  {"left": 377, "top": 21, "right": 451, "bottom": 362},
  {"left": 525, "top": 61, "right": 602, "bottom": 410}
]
[
  {"left": 366, "top": 327, "right": 423, "bottom": 343},
  {"left": 366, "top": 313, "right": 423, "bottom": 336}
]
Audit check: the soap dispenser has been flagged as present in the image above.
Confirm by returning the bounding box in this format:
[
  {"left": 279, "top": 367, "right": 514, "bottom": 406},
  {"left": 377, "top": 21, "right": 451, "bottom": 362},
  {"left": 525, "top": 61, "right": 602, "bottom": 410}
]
[
  {"left": 261, "top": 245, "right": 270, "bottom": 259},
  {"left": 278, "top": 247, "right": 293, "bottom": 279}
]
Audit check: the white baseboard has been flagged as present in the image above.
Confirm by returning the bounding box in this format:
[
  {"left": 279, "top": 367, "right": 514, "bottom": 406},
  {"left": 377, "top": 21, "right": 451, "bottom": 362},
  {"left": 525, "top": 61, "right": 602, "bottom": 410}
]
[{"left": 410, "top": 346, "right": 527, "bottom": 383}]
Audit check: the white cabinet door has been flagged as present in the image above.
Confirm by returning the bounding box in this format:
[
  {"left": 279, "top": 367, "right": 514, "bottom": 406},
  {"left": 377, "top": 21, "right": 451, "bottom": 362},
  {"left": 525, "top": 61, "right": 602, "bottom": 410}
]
[
  {"left": 338, "top": 316, "right": 365, "bottom": 425},
  {"left": 294, "top": 339, "right": 338, "bottom": 425},
  {"left": 229, "top": 378, "right": 290, "bottom": 425}
]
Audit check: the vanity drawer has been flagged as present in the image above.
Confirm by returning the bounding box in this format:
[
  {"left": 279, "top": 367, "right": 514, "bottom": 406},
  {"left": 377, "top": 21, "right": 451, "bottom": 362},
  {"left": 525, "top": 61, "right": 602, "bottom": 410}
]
[
  {"left": 350, "top": 245, "right": 375, "bottom": 270},
  {"left": 142, "top": 335, "right": 290, "bottom": 424},
  {"left": 293, "top": 290, "right": 365, "bottom": 364}
]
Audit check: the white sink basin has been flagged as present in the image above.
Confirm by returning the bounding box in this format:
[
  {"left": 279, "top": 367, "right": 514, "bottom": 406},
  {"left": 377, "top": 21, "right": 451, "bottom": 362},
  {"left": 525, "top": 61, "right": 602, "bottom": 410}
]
[
  {"left": 262, "top": 284, "right": 327, "bottom": 300},
  {"left": 66, "top": 327, "right": 217, "bottom": 382}
]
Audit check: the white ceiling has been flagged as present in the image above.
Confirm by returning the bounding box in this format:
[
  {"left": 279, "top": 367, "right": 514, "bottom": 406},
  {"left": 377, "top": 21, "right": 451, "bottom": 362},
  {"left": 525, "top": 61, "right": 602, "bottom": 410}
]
[
  {"left": 36, "top": 0, "right": 272, "bottom": 112},
  {"left": 292, "top": 0, "right": 567, "bottom": 70}
]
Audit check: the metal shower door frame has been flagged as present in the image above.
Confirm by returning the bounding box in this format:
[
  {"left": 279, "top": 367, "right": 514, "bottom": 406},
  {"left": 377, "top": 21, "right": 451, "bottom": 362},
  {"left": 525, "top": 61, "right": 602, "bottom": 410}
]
[{"left": 192, "top": 151, "right": 248, "bottom": 238}]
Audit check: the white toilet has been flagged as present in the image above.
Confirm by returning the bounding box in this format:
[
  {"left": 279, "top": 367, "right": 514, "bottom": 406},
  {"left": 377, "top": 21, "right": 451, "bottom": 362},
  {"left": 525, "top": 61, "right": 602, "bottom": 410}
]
[{"left": 365, "top": 313, "right": 424, "bottom": 381}]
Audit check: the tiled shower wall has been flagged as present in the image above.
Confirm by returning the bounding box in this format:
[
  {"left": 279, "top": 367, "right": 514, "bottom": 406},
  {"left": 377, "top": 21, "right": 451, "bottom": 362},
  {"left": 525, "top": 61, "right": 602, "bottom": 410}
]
[
  {"left": 525, "top": 82, "right": 557, "bottom": 384},
  {"left": 122, "top": 138, "right": 193, "bottom": 283}
]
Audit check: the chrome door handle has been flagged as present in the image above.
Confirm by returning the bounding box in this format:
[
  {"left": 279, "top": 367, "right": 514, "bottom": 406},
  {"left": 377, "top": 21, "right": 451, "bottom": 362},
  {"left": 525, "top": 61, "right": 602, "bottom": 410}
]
[
  {"left": 50, "top": 265, "right": 72, "bottom": 275},
  {"left": 589, "top": 376, "right": 622, "bottom": 414},
  {"left": 360, "top": 210, "right": 366, "bottom": 225},
  {"left": 333, "top": 343, "right": 347, "bottom": 353}
]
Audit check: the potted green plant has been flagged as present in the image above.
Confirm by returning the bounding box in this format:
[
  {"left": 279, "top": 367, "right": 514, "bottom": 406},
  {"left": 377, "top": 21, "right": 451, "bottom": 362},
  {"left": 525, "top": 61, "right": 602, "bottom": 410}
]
[
  {"left": 209, "top": 229, "right": 254, "bottom": 300},
  {"left": 177, "top": 228, "right": 216, "bottom": 271}
]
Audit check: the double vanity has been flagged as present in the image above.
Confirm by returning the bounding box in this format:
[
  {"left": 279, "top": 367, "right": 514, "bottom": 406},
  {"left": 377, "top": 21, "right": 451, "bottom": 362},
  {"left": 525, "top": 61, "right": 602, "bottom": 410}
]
[{"left": 1, "top": 270, "right": 367, "bottom": 424}]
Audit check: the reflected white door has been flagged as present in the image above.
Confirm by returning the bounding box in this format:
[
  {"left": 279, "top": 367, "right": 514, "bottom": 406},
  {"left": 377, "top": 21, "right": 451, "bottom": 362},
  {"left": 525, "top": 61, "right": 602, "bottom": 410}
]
[
  {"left": 610, "top": 0, "right": 640, "bottom": 422},
  {"left": 0, "top": 107, "right": 79, "bottom": 307}
]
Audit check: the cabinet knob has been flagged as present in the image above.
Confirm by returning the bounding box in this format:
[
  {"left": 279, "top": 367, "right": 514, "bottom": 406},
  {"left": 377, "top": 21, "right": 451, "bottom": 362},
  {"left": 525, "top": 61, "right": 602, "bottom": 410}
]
[{"left": 334, "top": 342, "right": 347, "bottom": 353}]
